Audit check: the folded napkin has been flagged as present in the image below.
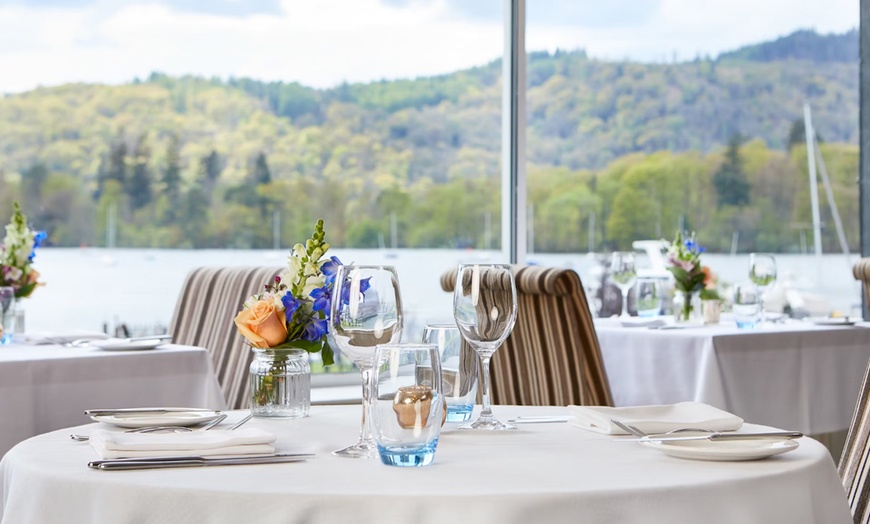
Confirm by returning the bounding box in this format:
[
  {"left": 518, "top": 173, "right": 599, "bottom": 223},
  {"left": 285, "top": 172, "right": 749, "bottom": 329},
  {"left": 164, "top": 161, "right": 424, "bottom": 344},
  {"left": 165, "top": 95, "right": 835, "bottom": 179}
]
[
  {"left": 567, "top": 401, "right": 743, "bottom": 435},
  {"left": 89, "top": 428, "right": 277, "bottom": 459}
]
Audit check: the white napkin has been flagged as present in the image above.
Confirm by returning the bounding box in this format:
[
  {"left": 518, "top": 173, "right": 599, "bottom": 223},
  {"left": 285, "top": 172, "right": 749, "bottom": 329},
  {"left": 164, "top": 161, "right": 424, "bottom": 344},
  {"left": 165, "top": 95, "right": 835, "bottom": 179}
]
[
  {"left": 89, "top": 428, "right": 277, "bottom": 459},
  {"left": 567, "top": 401, "right": 743, "bottom": 435}
]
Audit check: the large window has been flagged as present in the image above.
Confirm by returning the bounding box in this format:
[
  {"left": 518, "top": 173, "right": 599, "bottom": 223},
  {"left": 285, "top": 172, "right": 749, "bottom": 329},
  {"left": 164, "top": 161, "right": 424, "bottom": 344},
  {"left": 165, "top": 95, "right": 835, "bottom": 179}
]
[
  {"left": 524, "top": 0, "right": 860, "bottom": 316},
  {"left": 0, "top": 0, "right": 503, "bottom": 341}
]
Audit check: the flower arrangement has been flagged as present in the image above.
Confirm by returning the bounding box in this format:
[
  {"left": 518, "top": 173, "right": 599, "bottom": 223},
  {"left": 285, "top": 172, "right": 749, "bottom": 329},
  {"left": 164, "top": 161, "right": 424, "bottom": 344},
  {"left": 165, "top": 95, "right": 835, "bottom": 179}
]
[
  {"left": 234, "top": 219, "right": 340, "bottom": 367},
  {"left": 0, "top": 203, "right": 46, "bottom": 299},
  {"left": 665, "top": 231, "right": 710, "bottom": 321}
]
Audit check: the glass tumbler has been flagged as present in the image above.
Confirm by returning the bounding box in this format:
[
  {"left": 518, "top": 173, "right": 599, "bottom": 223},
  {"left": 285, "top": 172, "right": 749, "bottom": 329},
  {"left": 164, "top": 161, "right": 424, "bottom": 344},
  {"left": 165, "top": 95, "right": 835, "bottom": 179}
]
[
  {"left": 370, "top": 343, "right": 444, "bottom": 467},
  {"left": 422, "top": 323, "right": 478, "bottom": 422},
  {"left": 635, "top": 278, "right": 663, "bottom": 317},
  {"left": 0, "top": 287, "right": 14, "bottom": 345},
  {"left": 733, "top": 284, "right": 762, "bottom": 329}
]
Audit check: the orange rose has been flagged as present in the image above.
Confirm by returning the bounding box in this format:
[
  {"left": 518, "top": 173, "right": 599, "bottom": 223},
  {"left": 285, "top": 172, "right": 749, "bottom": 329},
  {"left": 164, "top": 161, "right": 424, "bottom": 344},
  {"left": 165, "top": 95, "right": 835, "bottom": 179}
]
[
  {"left": 234, "top": 300, "right": 288, "bottom": 348},
  {"left": 702, "top": 266, "right": 716, "bottom": 290}
]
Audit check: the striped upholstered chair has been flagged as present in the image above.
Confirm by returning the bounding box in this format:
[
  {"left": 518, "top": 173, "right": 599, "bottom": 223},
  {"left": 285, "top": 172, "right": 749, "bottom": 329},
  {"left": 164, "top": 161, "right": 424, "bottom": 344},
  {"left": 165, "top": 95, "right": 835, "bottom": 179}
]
[
  {"left": 440, "top": 265, "right": 613, "bottom": 407},
  {"left": 169, "top": 266, "right": 283, "bottom": 410},
  {"left": 854, "top": 258, "right": 870, "bottom": 307},
  {"left": 840, "top": 359, "right": 870, "bottom": 523}
]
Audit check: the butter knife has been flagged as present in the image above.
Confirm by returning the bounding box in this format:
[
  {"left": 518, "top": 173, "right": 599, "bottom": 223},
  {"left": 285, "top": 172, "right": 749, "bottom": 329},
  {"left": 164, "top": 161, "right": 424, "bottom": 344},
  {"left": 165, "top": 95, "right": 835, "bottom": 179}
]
[
  {"left": 622, "top": 431, "right": 803, "bottom": 442},
  {"left": 88, "top": 453, "right": 315, "bottom": 470}
]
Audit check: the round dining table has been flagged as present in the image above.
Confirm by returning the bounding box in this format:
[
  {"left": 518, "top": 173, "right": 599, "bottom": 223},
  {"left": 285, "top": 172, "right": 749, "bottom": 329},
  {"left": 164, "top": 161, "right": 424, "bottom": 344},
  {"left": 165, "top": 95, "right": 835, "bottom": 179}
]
[{"left": 0, "top": 405, "right": 852, "bottom": 523}]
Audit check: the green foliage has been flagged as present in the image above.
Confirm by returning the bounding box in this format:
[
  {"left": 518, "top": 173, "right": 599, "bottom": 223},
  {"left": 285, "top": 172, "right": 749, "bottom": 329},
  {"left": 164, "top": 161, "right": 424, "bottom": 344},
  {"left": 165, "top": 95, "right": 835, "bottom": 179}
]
[
  {"left": 712, "top": 133, "right": 750, "bottom": 207},
  {"left": 0, "top": 29, "right": 860, "bottom": 253},
  {"left": 719, "top": 29, "right": 857, "bottom": 63}
]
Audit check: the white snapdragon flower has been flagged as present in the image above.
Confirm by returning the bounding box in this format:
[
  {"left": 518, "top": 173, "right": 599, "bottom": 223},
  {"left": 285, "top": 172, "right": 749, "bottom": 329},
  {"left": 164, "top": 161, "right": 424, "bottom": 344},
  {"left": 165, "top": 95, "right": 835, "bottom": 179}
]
[
  {"left": 303, "top": 274, "right": 326, "bottom": 296},
  {"left": 303, "top": 261, "right": 319, "bottom": 277},
  {"left": 292, "top": 244, "right": 306, "bottom": 258}
]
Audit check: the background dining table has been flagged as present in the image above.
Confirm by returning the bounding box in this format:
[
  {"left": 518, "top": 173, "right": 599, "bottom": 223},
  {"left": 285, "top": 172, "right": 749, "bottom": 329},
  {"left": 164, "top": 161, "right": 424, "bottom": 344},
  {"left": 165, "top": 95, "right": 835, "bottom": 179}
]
[
  {"left": 595, "top": 319, "right": 870, "bottom": 437},
  {"left": 0, "top": 405, "right": 851, "bottom": 523},
  {"left": 0, "top": 342, "right": 225, "bottom": 457}
]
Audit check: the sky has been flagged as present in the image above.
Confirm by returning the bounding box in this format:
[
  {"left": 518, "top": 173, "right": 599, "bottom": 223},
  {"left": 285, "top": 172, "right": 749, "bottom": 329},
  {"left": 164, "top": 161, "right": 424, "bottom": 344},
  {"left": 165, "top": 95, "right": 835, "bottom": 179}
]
[{"left": 0, "top": 0, "right": 858, "bottom": 94}]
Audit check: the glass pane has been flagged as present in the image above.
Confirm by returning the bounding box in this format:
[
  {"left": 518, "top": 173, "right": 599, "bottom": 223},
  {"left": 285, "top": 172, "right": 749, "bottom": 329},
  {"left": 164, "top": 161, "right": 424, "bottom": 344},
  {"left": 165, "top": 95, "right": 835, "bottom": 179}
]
[
  {"left": 525, "top": 0, "right": 860, "bottom": 318},
  {"left": 0, "top": 1, "right": 503, "bottom": 363}
]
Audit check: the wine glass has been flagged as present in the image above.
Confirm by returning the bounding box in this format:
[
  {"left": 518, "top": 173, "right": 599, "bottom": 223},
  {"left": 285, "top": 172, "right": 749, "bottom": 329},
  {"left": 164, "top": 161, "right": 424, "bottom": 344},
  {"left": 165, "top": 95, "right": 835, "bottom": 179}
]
[
  {"left": 749, "top": 254, "right": 777, "bottom": 322},
  {"left": 610, "top": 252, "right": 637, "bottom": 318},
  {"left": 328, "top": 265, "right": 403, "bottom": 458},
  {"left": 453, "top": 264, "right": 517, "bottom": 431}
]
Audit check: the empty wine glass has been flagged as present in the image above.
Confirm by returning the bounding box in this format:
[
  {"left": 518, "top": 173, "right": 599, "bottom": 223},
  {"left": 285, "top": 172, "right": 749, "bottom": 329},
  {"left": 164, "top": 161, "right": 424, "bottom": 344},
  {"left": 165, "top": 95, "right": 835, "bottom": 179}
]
[
  {"left": 328, "top": 265, "right": 403, "bottom": 458},
  {"left": 610, "top": 252, "right": 637, "bottom": 318},
  {"left": 453, "top": 264, "right": 517, "bottom": 431},
  {"left": 749, "top": 253, "right": 777, "bottom": 322}
]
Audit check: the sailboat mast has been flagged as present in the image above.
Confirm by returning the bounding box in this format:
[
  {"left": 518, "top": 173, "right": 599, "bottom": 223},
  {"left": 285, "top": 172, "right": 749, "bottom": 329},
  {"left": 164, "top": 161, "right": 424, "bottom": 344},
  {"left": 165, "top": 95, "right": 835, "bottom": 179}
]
[{"left": 803, "top": 102, "right": 823, "bottom": 259}]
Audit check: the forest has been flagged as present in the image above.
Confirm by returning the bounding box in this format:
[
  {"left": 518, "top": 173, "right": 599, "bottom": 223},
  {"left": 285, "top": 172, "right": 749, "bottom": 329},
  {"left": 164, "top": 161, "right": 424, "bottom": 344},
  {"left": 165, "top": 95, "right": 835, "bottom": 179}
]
[{"left": 0, "top": 29, "right": 859, "bottom": 254}]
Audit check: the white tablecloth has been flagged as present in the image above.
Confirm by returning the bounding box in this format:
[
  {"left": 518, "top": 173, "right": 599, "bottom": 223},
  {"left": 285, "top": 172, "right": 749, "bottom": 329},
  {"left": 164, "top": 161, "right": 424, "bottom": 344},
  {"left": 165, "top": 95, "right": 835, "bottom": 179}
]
[
  {"left": 596, "top": 320, "right": 870, "bottom": 434},
  {"left": 0, "top": 344, "right": 225, "bottom": 457},
  {"left": 0, "top": 406, "right": 851, "bottom": 523}
]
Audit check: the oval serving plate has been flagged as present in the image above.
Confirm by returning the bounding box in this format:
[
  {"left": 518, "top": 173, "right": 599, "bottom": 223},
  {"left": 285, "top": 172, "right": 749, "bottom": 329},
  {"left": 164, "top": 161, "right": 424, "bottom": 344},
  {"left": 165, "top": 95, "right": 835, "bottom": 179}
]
[
  {"left": 88, "top": 338, "right": 167, "bottom": 351},
  {"left": 640, "top": 437, "right": 799, "bottom": 461},
  {"left": 90, "top": 410, "right": 223, "bottom": 428}
]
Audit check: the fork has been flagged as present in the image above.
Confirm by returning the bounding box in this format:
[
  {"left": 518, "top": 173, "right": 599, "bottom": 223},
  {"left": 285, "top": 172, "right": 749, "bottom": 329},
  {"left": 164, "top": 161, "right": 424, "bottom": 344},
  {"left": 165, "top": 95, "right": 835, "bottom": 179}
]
[
  {"left": 71, "top": 414, "right": 228, "bottom": 442},
  {"left": 610, "top": 419, "right": 712, "bottom": 437}
]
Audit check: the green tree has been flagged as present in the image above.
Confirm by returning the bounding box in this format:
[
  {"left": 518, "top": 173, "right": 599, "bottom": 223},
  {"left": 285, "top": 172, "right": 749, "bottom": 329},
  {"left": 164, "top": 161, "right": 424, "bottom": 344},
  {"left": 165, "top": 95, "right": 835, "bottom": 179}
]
[
  {"left": 712, "top": 133, "right": 750, "bottom": 207},
  {"left": 160, "top": 134, "right": 182, "bottom": 223},
  {"left": 127, "top": 133, "right": 153, "bottom": 210}
]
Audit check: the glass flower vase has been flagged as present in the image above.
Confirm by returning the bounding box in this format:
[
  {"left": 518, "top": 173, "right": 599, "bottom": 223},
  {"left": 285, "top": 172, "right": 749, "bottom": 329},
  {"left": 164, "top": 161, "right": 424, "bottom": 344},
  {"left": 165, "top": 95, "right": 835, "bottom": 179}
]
[
  {"left": 673, "top": 291, "right": 702, "bottom": 325},
  {"left": 249, "top": 348, "right": 310, "bottom": 418}
]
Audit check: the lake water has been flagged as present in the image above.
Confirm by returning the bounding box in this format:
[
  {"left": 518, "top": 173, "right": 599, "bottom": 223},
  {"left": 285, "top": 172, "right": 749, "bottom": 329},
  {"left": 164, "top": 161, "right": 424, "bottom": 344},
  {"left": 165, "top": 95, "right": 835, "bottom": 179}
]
[{"left": 17, "top": 248, "right": 864, "bottom": 336}]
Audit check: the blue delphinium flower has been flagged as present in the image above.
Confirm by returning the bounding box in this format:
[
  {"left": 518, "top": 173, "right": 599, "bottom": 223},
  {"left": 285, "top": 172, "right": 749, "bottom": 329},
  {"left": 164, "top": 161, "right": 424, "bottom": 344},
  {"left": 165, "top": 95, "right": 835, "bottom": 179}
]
[
  {"left": 302, "top": 318, "right": 328, "bottom": 342},
  {"left": 310, "top": 286, "right": 331, "bottom": 316},
  {"left": 27, "top": 230, "right": 47, "bottom": 262},
  {"left": 340, "top": 276, "right": 372, "bottom": 305},
  {"left": 281, "top": 293, "right": 301, "bottom": 322},
  {"left": 320, "top": 256, "right": 342, "bottom": 285}
]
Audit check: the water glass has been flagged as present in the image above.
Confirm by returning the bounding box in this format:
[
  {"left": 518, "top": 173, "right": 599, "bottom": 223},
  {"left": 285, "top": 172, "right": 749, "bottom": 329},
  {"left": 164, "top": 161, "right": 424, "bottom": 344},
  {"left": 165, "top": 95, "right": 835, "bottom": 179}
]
[
  {"left": 635, "top": 278, "right": 662, "bottom": 317},
  {"left": 733, "top": 284, "right": 761, "bottom": 329},
  {"left": 422, "top": 323, "right": 478, "bottom": 422},
  {"left": 370, "top": 343, "right": 443, "bottom": 467},
  {"left": 0, "top": 287, "right": 14, "bottom": 345}
]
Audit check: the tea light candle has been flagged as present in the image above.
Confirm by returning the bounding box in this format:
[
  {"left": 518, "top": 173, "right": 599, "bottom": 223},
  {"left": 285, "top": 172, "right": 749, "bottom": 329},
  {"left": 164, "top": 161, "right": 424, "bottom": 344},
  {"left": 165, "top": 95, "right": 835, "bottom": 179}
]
[{"left": 392, "top": 386, "right": 446, "bottom": 429}]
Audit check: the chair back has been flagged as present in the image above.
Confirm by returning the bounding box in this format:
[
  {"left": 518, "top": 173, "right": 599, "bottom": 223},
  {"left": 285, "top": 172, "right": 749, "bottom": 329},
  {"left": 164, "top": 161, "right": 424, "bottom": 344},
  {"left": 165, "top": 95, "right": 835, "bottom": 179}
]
[
  {"left": 440, "top": 265, "right": 613, "bottom": 406},
  {"left": 840, "top": 358, "right": 870, "bottom": 523},
  {"left": 169, "top": 266, "right": 283, "bottom": 409},
  {"left": 854, "top": 258, "right": 870, "bottom": 307}
]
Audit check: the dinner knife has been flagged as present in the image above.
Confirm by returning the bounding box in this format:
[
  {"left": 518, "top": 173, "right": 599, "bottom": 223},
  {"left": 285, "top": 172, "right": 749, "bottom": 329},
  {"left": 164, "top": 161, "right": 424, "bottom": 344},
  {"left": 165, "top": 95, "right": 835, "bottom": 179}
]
[
  {"left": 88, "top": 453, "right": 315, "bottom": 470},
  {"left": 84, "top": 408, "right": 219, "bottom": 416},
  {"left": 621, "top": 431, "right": 804, "bottom": 442}
]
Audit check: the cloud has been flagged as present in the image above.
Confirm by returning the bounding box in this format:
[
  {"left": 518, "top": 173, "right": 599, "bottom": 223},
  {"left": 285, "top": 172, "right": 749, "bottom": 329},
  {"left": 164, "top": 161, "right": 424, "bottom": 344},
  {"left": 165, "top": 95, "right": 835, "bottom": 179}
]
[
  {"left": 0, "top": 0, "right": 283, "bottom": 17},
  {"left": 0, "top": 0, "right": 859, "bottom": 94}
]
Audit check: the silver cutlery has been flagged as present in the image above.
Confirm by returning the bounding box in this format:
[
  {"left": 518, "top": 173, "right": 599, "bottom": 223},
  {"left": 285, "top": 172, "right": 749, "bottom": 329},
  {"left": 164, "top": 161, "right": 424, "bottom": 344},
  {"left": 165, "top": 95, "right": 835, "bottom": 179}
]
[
  {"left": 609, "top": 418, "right": 802, "bottom": 441},
  {"left": 88, "top": 453, "right": 315, "bottom": 470},
  {"left": 227, "top": 414, "right": 253, "bottom": 431},
  {"left": 506, "top": 416, "right": 570, "bottom": 424},
  {"left": 622, "top": 432, "right": 804, "bottom": 442}
]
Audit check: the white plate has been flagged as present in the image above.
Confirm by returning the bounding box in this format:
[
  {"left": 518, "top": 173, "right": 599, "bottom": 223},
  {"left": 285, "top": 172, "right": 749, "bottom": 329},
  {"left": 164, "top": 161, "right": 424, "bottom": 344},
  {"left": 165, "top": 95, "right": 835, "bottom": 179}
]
[
  {"left": 88, "top": 338, "right": 167, "bottom": 351},
  {"left": 810, "top": 317, "right": 858, "bottom": 326},
  {"left": 620, "top": 317, "right": 666, "bottom": 328},
  {"left": 641, "top": 437, "right": 799, "bottom": 461},
  {"left": 90, "top": 410, "right": 223, "bottom": 428}
]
